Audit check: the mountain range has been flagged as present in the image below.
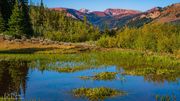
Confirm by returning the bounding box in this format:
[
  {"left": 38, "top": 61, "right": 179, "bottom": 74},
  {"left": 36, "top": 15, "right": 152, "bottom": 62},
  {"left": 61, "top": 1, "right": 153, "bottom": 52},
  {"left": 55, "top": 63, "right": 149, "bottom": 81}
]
[{"left": 51, "top": 3, "right": 180, "bottom": 29}]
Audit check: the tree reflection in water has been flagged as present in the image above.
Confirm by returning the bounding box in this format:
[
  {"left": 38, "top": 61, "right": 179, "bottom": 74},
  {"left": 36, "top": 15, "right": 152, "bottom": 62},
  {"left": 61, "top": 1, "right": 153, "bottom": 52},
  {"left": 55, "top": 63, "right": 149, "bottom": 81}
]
[{"left": 0, "top": 60, "right": 29, "bottom": 98}]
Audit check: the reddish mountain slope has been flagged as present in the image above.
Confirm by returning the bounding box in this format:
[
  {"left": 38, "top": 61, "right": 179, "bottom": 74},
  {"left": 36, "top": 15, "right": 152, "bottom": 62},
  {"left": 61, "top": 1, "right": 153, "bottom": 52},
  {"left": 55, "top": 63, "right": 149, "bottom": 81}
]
[{"left": 50, "top": 3, "right": 180, "bottom": 29}]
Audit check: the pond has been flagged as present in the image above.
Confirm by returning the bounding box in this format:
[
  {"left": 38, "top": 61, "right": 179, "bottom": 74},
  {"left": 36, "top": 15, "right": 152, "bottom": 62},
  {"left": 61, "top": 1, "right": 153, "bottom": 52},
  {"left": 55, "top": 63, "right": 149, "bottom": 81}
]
[{"left": 0, "top": 51, "right": 179, "bottom": 101}]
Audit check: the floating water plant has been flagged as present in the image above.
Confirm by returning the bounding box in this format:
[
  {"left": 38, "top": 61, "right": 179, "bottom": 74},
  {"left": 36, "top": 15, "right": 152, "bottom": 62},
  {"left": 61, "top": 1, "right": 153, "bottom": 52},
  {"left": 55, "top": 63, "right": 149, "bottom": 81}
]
[
  {"left": 72, "top": 87, "right": 126, "bottom": 101},
  {"left": 155, "top": 94, "right": 176, "bottom": 101},
  {"left": 80, "top": 72, "right": 118, "bottom": 80}
]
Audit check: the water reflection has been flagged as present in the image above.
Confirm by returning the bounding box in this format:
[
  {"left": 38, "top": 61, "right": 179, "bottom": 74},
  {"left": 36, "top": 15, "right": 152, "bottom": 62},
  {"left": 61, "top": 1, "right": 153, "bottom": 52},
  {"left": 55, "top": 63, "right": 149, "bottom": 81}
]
[
  {"left": 0, "top": 59, "right": 179, "bottom": 101},
  {"left": 0, "top": 60, "right": 29, "bottom": 98},
  {"left": 30, "top": 59, "right": 180, "bottom": 83}
]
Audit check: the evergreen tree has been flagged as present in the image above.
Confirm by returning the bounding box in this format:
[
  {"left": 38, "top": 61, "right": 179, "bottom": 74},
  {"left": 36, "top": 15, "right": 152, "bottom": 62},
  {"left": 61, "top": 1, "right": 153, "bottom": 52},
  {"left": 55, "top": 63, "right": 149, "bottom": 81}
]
[
  {"left": 20, "top": 0, "right": 33, "bottom": 36},
  {"left": 83, "top": 16, "right": 87, "bottom": 27},
  {"left": 8, "top": 0, "right": 24, "bottom": 37},
  {"left": 0, "top": 0, "right": 12, "bottom": 29},
  {"left": 0, "top": 0, "right": 5, "bottom": 33},
  {"left": 39, "top": 0, "right": 45, "bottom": 26},
  {"left": 0, "top": 12, "right": 5, "bottom": 33},
  {"left": 36, "top": 0, "right": 45, "bottom": 36}
]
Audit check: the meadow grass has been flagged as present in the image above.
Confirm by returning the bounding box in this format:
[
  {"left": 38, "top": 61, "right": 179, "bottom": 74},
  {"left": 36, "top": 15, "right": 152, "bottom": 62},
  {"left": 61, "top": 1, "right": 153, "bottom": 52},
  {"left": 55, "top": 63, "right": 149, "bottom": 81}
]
[
  {"left": 0, "top": 50, "right": 179, "bottom": 67},
  {"left": 0, "top": 50, "right": 179, "bottom": 76}
]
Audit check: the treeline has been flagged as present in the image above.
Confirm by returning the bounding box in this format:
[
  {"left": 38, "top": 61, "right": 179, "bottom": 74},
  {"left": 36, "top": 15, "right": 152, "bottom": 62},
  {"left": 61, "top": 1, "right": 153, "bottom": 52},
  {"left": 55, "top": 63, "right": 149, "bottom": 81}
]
[
  {"left": 97, "top": 23, "right": 180, "bottom": 53},
  {"left": 29, "top": 3, "right": 100, "bottom": 42},
  {"left": 0, "top": 0, "right": 101, "bottom": 42},
  {"left": 0, "top": 0, "right": 33, "bottom": 37}
]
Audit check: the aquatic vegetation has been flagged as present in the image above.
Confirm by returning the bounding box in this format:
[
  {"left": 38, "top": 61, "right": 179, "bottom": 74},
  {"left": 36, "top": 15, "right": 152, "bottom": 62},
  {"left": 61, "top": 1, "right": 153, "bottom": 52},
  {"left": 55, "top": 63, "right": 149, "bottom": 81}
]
[
  {"left": 0, "top": 93, "right": 22, "bottom": 101},
  {"left": 0, "top": 97, "right": 17, "bottom": 101},
  {"left": 155, "top": 94, "right": 176, "bottom": 101},
  {"left": 54, "top": 66, "right": 86, "bottom": 73},
  {"left": 0, "top": 50, "right": 179, "bottom": 68},
  {"left": 80, "top": 72, "right": 118, "bottom": 80},
  {"left": 123, "top": 67, "right": 180, "bottom": 82},
  {"left": 72, "top": 87, "right": 126, "bottom": 101},
  {"left": 0, "top": 50, "right": 179, "bottom": 81}
]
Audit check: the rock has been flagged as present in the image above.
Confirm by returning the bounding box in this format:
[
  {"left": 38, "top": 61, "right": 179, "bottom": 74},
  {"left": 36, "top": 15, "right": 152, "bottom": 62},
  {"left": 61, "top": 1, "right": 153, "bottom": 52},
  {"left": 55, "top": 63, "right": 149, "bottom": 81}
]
[
  {"left": 4, "top": 35, "right": 14, "bottom": 41},
  {"left": 31, "top": 37, "right": 39, "bottom": 41},
  {"left": 0, "top": 34, "right": 4, "bottom": 41},
  {"left": 14, "top": 39, "right": 22, "bottom": 43},
  {"left": 26, "top": 39, "right": 31, "bottom": 43},
  {"left": 40, "top": 39, "right": 44, "bottom": 43},
  {"left": 21, "top": 36, "right": 27, "bottom": 41},
  {"left": 31, "top": 41, "right": 38, "bottom": 44},
  {"left": 64, "top": 42, "right": 72, "bottom": 46}
]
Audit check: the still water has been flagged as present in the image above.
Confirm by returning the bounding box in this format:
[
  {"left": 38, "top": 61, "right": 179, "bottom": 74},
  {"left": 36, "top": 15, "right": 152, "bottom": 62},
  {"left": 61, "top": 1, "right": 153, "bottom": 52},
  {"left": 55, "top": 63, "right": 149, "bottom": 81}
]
[{"left": 0, "top": 60, "right": 179, "bottom": 101}]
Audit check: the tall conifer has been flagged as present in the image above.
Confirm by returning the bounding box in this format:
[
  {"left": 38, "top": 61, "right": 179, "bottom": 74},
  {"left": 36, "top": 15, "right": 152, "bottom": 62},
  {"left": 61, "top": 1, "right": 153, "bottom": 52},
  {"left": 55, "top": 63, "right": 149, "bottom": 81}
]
[
  {"left": 20, "top": 0, "right": 33, "bottom": 36},
  {"left": 0, "top": 12, "right": 5, "bottom": 33},
  {"left": 8, "top": 0, "right": 24, "bottom": 37}
]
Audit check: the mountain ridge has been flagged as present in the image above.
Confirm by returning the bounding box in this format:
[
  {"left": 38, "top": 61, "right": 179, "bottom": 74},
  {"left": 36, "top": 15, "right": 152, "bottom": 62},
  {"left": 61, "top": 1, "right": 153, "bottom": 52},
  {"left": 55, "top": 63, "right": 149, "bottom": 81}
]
[{"left": 50, "top": 3, "right": 180, "bottom": 29}]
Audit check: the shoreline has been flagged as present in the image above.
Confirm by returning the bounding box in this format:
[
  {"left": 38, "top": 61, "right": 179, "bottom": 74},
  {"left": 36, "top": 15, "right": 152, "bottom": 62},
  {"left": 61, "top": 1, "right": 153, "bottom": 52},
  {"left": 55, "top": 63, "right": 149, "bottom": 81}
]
[{"left": 0, "top": 36, "right": 179, "bottom": 59}]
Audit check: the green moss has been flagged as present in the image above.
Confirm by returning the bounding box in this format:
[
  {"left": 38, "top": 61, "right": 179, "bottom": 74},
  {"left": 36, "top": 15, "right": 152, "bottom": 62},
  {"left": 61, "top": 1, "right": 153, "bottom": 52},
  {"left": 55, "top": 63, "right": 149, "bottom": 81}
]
[{"left": 72, "top": 87, "right": 126, "bottom": 101}]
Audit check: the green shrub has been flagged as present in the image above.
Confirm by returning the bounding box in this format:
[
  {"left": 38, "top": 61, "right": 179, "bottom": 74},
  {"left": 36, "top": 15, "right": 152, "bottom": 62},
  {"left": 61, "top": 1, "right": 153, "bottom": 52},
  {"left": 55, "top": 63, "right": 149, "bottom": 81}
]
[{"left": 97, "top": 23, "right": 180, "bottom": 53}]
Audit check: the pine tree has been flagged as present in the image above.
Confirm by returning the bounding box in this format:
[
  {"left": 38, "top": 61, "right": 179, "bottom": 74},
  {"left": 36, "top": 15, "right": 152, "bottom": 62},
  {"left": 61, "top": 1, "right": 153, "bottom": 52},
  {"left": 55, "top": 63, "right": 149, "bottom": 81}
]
[
  {"left": 36, "top": 0, "right": 45, "bottom": 36},
  {"left": 20, "top": 0, "right": 33, "bottom": 36},
  {"left": 0, "top": 0, "right": 13, "bottom": 30},
  {"left": 8, "top": 0, "right": 24, "bottom": 37},
  {"left": 0, "top": 0, "right": 5, "bottom": 33},
  {"left": 39, "top": 0, "right": 45, "bottom": 26},
  {"left": 83, "top": 16, "right": 87, "bottom": 27},
  {"left": 0, "top": 12, "right": 5, "bottom": 33}
]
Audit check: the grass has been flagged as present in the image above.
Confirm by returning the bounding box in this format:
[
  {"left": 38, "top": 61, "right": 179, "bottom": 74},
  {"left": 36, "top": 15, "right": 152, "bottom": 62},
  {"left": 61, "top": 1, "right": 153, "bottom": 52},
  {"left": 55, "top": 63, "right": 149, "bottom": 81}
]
[
  {"left": 155, "top": 94, "right": 176, "bottom": 101},
  {"left": 54, "top": 66, "right": 87, "bottom": 73},
  {"left": 0, "top": 94, "right": 21, "bottom": 101},
  {"left": 0, "top": 97, "right": 18, "bottom": 101},
  {"left": 80, "top": 72, "right": 118, "bottom": 80},
  {"left": 0, "top": 50, "right": 179, "bottom": 67},
  {"left": 0, "top": 50, "right": 179, "bottom": 82},
  {"left": 72, "top": 87, "right": 126, "bottom": 101},
  {"left": 0, "top": 40, "right": 94, "bottom": 54},
  {"left": 123, "top": 67, "right": 180, "bottom": 82}
]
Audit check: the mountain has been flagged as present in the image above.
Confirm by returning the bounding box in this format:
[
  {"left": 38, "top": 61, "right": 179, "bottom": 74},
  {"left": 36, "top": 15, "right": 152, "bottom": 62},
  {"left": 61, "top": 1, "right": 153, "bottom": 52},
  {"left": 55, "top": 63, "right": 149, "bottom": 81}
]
[
  {"left": 79, "top": 8, "right": 90, "bottom": 13},
  {"left": 51, "top": 3, "right": 180, "bottom": 29},
  {"left": 51, "top": 7, "right": 141, "bottom": 29},
  {"left": 127, "top": 3, "right": 180, "bottom": 27},
  {"left": 153, "top": 3, "right": 180, "bottom": 23}
]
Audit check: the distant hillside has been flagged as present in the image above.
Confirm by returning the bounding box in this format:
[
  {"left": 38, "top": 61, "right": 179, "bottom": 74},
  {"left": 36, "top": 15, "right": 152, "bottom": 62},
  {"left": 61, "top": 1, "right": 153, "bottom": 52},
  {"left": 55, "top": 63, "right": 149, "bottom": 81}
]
[
  {"left": 50, "top": 7, "right": 141, "bottom": 29},
  {"left": 153, "top": 3, "right": 180, "bottom": 23},
  {"left": 51, "top": 3, "right": 180, "bottom": 29},
  {"left": 127, "top": 3, "right": 180, "bottom": 27}
]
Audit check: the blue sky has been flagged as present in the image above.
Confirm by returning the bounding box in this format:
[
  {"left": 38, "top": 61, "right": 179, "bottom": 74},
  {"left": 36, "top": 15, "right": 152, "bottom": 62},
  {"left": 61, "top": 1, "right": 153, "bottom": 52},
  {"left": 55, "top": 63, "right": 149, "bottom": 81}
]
[{"left": 32, "top": 0, "right": 180, "bottom": 11}]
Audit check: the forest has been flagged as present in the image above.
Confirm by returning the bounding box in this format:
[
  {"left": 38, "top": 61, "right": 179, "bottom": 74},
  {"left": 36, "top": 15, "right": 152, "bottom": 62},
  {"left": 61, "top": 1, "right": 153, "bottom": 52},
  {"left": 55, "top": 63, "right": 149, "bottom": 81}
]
[{"left": 0, "top": 0, "right": 180, "bottom": 53}]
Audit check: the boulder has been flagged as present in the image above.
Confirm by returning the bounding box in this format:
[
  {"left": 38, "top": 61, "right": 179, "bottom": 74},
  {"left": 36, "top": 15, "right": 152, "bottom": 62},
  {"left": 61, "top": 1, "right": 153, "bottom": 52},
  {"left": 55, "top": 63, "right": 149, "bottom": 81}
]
[
  {"left": 4, "top": 35, "right": 14, "bottom": 41},
  {"left": 21, "top": 36, "right": 27, "bottom": 41},
  {"left": 14, "top": 39, "right": 22, "bottom": 43}
]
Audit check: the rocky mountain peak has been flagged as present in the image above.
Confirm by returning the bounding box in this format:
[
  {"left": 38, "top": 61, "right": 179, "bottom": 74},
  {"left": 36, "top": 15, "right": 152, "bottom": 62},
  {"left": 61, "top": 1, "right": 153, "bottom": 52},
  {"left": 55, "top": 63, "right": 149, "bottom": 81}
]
[
  {"left": 79, "top": 8, "right": 90, "bottom": 13},
  {"left": 104, "top": 8, "right": 141, "bottom": 16}
]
